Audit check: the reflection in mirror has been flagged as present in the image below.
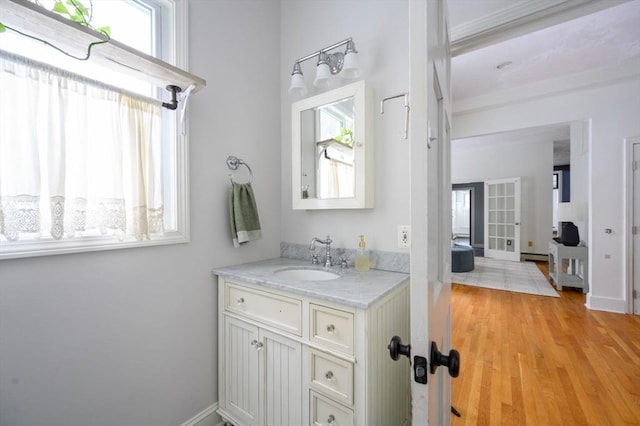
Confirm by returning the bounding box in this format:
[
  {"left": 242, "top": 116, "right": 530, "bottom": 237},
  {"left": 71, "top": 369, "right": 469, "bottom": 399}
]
[
  {"left": 292, "top": 81, "right": 373, "bottom": 210},
  {"left": 300, "top": 96, "right": 355, "bottom": 199}
]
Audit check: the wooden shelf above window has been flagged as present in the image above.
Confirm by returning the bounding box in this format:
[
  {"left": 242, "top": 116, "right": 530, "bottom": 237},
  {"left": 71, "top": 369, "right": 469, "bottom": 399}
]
[{"left": 1, "top": 0, "right": 206, "bottom": 94}]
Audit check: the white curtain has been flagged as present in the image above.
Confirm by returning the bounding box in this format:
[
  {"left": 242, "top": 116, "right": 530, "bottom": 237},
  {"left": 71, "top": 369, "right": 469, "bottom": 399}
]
[
  {"left": 318, "top": 157, "right": 354, "bottom": 199},
  {"left": 0, "top": 51, "right": 163, "bottom": 242}
]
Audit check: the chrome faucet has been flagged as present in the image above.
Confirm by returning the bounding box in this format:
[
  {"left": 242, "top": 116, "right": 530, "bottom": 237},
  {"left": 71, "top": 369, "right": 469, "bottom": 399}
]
[{"left": 310, "top": 235, "right": 333, "bottom": 267}]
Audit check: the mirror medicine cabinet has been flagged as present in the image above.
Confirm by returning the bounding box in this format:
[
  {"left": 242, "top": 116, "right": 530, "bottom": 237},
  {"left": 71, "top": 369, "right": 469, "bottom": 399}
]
[{"left": 291, "top": 80, "right": 374, "bottom": 210}]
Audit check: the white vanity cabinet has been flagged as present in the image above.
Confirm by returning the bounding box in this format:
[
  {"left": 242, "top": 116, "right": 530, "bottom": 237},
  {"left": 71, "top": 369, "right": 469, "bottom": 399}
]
[
  {"left": 216, "top": 270, "right": 410, "bottom": 426},
  {"left": 220, "top": 281, "right": 303, "bottom": 426}
]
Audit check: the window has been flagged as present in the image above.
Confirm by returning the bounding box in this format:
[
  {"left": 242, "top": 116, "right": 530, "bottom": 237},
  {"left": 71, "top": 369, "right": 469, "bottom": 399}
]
[{"left": 0, "top": 0, "right": 190, "bottom": 259}]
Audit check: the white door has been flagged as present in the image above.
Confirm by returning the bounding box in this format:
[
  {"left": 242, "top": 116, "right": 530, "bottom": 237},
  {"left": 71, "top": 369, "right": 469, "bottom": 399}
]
[
  {"left": 633, "top": 142, "right": 640, "bottom": 314},
  {"left": 408, "top": 0, "right": 454, "bottom": 424},
  {"left": 260, "top": 329, "right": 302, "bottom": 426},
  {"left": 223, "top": 316, "right": 259, "bottom": 425},
  {"left": 222, "top": 317, "right": 302, "bottom": 426},
  {"left": 484, "top": 177, "right": 522, "bottom": 262}
]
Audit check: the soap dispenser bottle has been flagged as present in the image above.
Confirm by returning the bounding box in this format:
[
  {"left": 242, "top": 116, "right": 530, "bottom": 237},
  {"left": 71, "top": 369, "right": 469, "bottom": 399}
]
[{"left": 355, "top": 235, "right": 370, "bottom": 271}]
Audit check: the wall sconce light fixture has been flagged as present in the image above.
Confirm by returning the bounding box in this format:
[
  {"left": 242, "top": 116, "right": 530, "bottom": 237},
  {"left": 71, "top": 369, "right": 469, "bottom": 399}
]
[{"left": 288, "top": 37, "right": 362, "bottom": 96}]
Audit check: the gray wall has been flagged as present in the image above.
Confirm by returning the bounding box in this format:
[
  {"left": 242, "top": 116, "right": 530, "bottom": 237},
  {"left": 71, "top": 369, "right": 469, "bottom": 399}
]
[{"left": 0, "top": 1, "right": 282, "bottom": 425}]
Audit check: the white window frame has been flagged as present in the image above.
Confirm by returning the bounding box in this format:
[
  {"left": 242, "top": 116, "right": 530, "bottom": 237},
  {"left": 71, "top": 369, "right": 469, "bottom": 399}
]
[{"left": 0, "top": 0, "right": 191, "bottom": 260}]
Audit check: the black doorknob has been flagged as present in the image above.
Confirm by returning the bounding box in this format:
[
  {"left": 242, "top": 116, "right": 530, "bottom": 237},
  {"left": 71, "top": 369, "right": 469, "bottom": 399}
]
[
  {"left": 387, "top": 336, "right": 411, "bottom": 361},
  {"left": 430, "top": 341, "right": 460, "bottom": 377}
]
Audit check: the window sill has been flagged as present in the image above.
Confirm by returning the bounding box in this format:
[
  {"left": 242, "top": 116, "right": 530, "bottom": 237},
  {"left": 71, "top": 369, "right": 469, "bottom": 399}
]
[
  {"left": 0, "top": 231, "right": 189, "bottom": 260},
  {"left": 1, "top": 0, "right": 206, "bottom": 94}
]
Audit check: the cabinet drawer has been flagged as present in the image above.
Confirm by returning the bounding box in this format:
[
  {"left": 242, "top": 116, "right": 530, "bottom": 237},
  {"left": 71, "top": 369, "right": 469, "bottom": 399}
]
[
  {"left": 226, "top": 282, "right": 302, "bottom": 336},
  {"left": 310, "top": 304, "right": 354, "bottom": 354},
  {"left": 310, "top": 349, "right": 354, "bottom": 405},
  {"left": 310, "top": 391, "right": 354, "bottom": 426}
]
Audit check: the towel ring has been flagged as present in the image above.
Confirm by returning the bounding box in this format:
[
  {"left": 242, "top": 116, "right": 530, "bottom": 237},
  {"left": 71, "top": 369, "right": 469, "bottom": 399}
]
[{"left": 226, "top": 155, "right": 253, "bottom": 184}]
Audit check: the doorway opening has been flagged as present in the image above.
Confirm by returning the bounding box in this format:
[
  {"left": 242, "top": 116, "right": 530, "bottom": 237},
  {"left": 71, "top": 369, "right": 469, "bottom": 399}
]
[
  {"left": 452, "top": 188, "right": 471, "bottom": 246},
  {"left": 452, "top": 183, "right": 484, "bottom": 256}
]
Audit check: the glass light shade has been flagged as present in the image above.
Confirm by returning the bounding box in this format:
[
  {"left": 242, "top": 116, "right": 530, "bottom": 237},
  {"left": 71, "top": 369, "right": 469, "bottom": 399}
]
[
  {"left": 288, "top": 73, "right": 307, "bottom": 96},
  {"left": 341, "top": 51, "right": 361, "bottom": 79},
  {"left": 313, "top": 63, "right": 331, "bottom": 89}
]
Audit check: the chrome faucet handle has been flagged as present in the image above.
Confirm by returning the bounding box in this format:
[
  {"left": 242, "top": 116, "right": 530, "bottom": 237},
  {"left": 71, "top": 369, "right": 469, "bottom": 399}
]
[
  {"left": 324, "top": 235, "right": 332, "bottom": 267},
  {"left": 324, "top": 253, "right": 332, "bottom": 268},
  {"left": 311, "top": 254, "right": 319, "bottom": 265},
  {"left": 340, "top": 257, "right": 349, "bottom": 268}
]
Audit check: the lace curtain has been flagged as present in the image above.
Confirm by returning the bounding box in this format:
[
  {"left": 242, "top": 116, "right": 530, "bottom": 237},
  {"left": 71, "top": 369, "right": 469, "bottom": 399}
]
[{"left": 0, "top": 50, "right": 164, "bottom": 242}]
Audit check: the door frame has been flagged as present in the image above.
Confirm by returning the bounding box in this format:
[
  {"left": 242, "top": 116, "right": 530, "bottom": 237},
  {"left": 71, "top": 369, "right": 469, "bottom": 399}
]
[
  {"left": 408, "top": 0, "right": 430, "bottom": 421},
  {"left": 409, "top": 0, "right": 452, "bottom": 424},
  {"left": 553, "top": 169, "right": 564, "bottom": 235},
  {"left": 624, "top": 136, "right": 640, "bottom": 314}
]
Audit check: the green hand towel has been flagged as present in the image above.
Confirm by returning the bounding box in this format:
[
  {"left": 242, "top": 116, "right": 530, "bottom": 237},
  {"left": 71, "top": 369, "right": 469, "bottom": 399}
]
[{"left": 229, "top": 182, "right": 262, "bottom": 247}]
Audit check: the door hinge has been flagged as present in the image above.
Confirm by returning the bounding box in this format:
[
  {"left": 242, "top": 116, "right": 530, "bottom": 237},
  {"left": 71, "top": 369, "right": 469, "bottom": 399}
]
[
  {"left": 633, "top": 160, "right": 639, "bottom": 171},
  {"left": 633, "top": 225, "right": 639, "bottom": 235}
]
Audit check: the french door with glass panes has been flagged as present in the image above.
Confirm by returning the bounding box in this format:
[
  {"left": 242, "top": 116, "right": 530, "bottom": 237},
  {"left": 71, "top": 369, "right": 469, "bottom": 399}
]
[{"left": 484, "top": 177, "right": 521, "bottom": 261}]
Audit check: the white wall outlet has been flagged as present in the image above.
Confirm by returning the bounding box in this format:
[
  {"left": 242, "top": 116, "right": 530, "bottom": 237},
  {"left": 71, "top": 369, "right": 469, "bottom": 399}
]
[{"left": 398, "top": 225, "right": 410, "bottom": 248}]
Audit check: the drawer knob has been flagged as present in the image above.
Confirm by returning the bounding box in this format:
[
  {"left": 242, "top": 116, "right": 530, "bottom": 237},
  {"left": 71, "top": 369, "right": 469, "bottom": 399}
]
[
  {"left": 326, "top": 324, "right": 336, "bottom": 333},
  {"left": 327, "top": 414, "right": 336, "bottom": 425},
  {"left": 237, "top": 297, "right": 245, "bottom": 305},
  {"left": 325, "top": 371, "right": 334, "bottom": 380},
  {"left": 251, "top": 340, "right": 264, "bottom": 351}
]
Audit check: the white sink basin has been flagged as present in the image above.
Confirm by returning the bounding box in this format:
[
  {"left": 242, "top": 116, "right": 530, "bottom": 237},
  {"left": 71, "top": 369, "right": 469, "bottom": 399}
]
[{"left": 274, "top": 268, "right": 341, "bottom": 281}]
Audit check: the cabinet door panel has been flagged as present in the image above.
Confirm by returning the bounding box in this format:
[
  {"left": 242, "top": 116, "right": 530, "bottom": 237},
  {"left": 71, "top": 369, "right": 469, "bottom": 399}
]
[
  {"left": 261, "top": 329, "right": 302, "bottom": 426},
  {"left": 225, "top": 316, "right": 259, "bottom": 426}
]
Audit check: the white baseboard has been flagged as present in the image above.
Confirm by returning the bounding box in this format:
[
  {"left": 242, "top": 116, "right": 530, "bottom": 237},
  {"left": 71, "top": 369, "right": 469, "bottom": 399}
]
[
  {"left": 521, "top": 252, "right": 548, "bottom": 262},
  {"left": 179, "top": 402, "right": 220, "bottom": 426},
  {"left": 586, "top": 294, "right": 627, "bottom": 313}
]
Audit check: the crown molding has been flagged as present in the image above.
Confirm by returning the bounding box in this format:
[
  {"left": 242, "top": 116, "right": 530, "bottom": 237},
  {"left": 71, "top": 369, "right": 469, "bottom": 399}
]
[
  {"left": 450, "top": 0, "right": 632, "bottom": 56},
  {"left": 452, "top": 59, "right": 640, "bottom": 115}
]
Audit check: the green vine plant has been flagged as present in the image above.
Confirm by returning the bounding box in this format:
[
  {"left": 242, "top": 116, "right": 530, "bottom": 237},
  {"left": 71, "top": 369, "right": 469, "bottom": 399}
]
[
  {"left": 0, "top": 0, "right": 111, "bottom": 61},
  {"left": 334, "top": 127, "right": 354, "bottom": 147}
]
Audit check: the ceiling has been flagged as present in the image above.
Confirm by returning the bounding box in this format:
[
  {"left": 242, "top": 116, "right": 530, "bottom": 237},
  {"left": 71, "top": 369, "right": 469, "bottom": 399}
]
[
  {"left": 449, "top": 0, "right": 640, "bottom": 100},
  {"left": 448, "top": 0, "right": 640, "bottom": 166}
]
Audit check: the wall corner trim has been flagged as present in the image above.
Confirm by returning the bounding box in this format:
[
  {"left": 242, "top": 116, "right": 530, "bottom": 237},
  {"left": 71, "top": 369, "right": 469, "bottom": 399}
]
[{"left": 179, "top": 402, "right": 219, "bottom": 426}]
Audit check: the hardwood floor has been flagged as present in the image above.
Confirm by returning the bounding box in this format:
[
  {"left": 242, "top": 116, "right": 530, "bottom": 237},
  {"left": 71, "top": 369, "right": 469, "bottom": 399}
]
[{"left": 451, "top": 262, "right": 640, "bottom": 425}]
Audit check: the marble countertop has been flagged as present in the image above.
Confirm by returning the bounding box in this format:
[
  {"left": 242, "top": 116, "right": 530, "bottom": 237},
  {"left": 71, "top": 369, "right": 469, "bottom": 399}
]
[{"left": 212, "top": 258, "right": 409, "bottom": 309}]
